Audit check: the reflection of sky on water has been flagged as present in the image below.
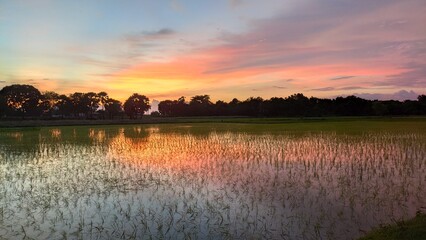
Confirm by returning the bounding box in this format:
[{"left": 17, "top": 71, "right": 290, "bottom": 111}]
[{"left": 0, "top": 125, "right": 425, "bottom": 239}]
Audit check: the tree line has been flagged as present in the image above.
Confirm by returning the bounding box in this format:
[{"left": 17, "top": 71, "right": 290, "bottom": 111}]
[
  {"left": 0, "top": 84, "right": 425, "bottom": 119},
  {"left": 158, "top": 94, "right": 426, "bottom": 117},
  {"left": 0, "top": 84, "right": 150, "bottom": 119}
]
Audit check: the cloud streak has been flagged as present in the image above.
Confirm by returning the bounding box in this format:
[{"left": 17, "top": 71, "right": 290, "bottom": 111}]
[{"left": 330, "top": 76, "right": 355, "bottom": 81}]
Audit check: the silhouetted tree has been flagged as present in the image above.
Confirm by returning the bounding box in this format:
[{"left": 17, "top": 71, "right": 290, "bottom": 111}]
[
  {"left": 286, "top": 93, "right": 310, "bottom": 116},
  {"left": 0, "top": 93, "right": 6, "bottom": 118},
  {"left": 264, "top": 97, "right": 286, "bottom": 116},
  {"left": 214, "top": 100, "right": 230, "bottom": 116},
  {"left": 85, "top": 92, "right": 100, "bottom": 118},
  {"left": 124, "top": 93, "right": 150, "bottom": 119},
  {"left": 97, "top": 92, "right": 109, "bottom": 110},
  {"left": 95, "top": 91, "right": 109, "bottom": 119},
  {"left": 104, "top": 98, "right": 123, "bottom": 119},
  {"left": 228, "top": 98, "right": 241, "bottom": 115},
  {"left": 174, "top": 96, "right": 188, "bottom": 116},
  {"left": 1, "top": 83, "right": 424, "bottom": 120},
  {"left": 240, "top": 97, "right": 264, "bottom": 116},
  {"left": 315, "top": 98, "right": 334, "bottom": 116},
  {"left": 150, "top": 111, "right": 161, "bottom": 117},
  {"left": 418, "top": 95, "right": 426, "bottom": 115},
  {"left": 189, "top": 95, "right": 213, "bottom": 116},
  {"left": 335, "top": 96, "right": 372, "bottom": 116},
  {"left": 55, "top": 94, "right": 73, "bottom": 117},
  {"left": 40, "top": 91, "right": 61, "bottom": 116},
  {"left": 158, "top": 100, "right": 174, "bottom": 116},
  {"left": 0, "top": 84, "right": 42, "bottom": 118},
  {"left": 372, "top": 101, "right": 388, "bottom": 116}
]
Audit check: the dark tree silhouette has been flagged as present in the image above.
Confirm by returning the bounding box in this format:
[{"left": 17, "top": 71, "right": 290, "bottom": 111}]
[
  {"left": 0, "top": 94, "right": 6, "bottom": 118},
  {"left": 174, "top": 96, "right": 188, "bottom": 116},
  {"left": 104, "top": 98, "right": 123, "bottom": 119},
  {"left": 158, "top": 100, "right": 174, "bottom": 116},
  {"left": 228, "top": 98, "right": 241, "bottom": 115},
  {"left": 189, "top": 95, "right": 212, "bottom": 116},
  {"left": 0, "top": 84, "right": 425, "bottom": 120},
  {"left": 97, "top": 92, "right": 109, "bottom": 110},
  {"left": 214, "top": 100, "right": 230, "bottom": 116},
  {"left": 55, "top": 94, "right": 73, "bottom": 117},
  {"left": 0, "top": 84, "right": 42, "bottom": 118},
  {"left": 285, "top": 93, "right": 309, "bottom": 116},
  {"left": 158, "top": 93, "right": 426, "bottom": 117},
  {"left": 40, "top": 91, "right": 61, "bottom": 116},
  {"left": 69, "top": 92, "right": 88, "bottom": 117},
  {"left": 372, "top": 101, "right": 389, "bottom": 116},
  {"left": 124, "top": 93, "right": 150, "bottom": 119},
  {"left": 264, "top": 97, "right": 286, "bottom": 117},
  {"left": 150, "top": 111, "right": 161, "bottom": 117},
  {"left": 158, "top": 96, "right": 189, "bottom": 116},
  {"left": 335, "top": 95, "right": 372, "bottom": 116},
  {"left": 240, "top": 97, "right": 264, "bottom": 116},
  {"left": 96, "top": 91, "right": 109, "bottom": 119},
  {"left": 418, "top": 95, "right": 426, "bottom": 115},
  {"left": 85, "top": 92, "right": 100, "bottom": 118},
  {"left": 67, "top": 92, "right": 101, "bottom": 118}
]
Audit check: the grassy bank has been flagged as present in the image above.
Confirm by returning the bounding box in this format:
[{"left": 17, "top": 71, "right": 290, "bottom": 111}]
[
  {"left": 0, "top": 116, "right": 425, "bottom": 128},
  {"left": 359, "top": 213, "right": 426, "bottom": 240}
]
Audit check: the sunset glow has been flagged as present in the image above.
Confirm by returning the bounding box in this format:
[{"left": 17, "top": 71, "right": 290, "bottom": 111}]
[{"left": 1, "top": 0, "right": 425, "bottom": 101}]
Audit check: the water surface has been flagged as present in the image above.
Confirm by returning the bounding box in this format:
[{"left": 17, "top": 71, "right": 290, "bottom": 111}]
[{"left": 0, "top": 122, "right": 425, "bottom": 239}]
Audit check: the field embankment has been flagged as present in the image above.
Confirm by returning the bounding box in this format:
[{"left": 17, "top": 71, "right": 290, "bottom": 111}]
[
  {"left": 359, "top": 212, "right": 426, "bottom": 240},
  {"left": 1, "top": 116, "right": 425, "bottom": 128}
]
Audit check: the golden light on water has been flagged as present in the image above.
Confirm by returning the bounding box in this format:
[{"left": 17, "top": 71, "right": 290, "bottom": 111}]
[{"left": 0, "top": 124, "right": 425, "bottom": 239}]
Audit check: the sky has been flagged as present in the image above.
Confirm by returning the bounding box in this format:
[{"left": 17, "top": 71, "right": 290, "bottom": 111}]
[{"left": 0, "top": 0, "right": 425, "bottom": 102}]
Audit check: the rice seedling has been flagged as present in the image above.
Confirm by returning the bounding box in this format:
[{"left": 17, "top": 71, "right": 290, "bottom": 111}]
[{"left": 0, "top": 123, "right": 425, "bottom": 239}]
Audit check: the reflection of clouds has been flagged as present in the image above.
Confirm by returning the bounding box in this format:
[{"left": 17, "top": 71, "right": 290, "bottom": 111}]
[
  {"left": 106, "top": 131, "right": 426, "bottom": 188},
  {"left": 88, "top": 129, "right": 106, "bottom": 143},
  {"left": 8, "top": 132, "right": 23, "bottom": 141},
  {"left": 50, "top": 128, "right": 61, "bottom": 139},
  {"left": 1, "top": 127, "right": 425, "bottom": 239}
]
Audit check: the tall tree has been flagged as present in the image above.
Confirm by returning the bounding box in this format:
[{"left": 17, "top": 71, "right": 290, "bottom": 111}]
[
  {"left": 69, "top": 92, "right": 87, "bottom": 117},
  {"left": 55, "top": 94, "right": 73, "bottom": 117},
  {"left": 228, "top": 98, "right": 241, "bottom": 115},
  {"left": 104, "top": 98, "right": 123, "bottom": 119},
  {"left": 214, "top": 100, "right": 229, "bottom": 116},
  {"left": 189, "top": 95, "right": 212, "bottom": 116},
  {"left": 0, "top": 84, "right": 42, "bottom": 118},
  {"left": 335, "top": 95, "right": 372, "bottom": 116},
  {"left": 418, "top": 95, "right": 426, "bottom": 115},
  {"left": 286, "top": 93, "right": 309, "bottom": 116},
  {"left": 241, "top": 97, "right": 264, "bottom": 116},
  {"left": 40, "top": 91, "right": 61, "bottom": 116},
  {"left": 158, "top": 100, "right": 174, "bottom": 116},
  {"left": 97, "top": 91, "right": 109, "bottom": 111},
  {"left": 124, "top": 93, "right": 150, "bottom": 119},
  {"left": 174, "top": 96, "right": 188, "bottom": 116},
  {"left": 0, "top": 93, "right": 6, "bottom": 118},
  {"left": 85, "top": 92, "right": 100, "bottom": 118}
]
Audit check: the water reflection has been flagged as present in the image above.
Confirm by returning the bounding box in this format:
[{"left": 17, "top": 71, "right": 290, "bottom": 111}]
[
  {"left": 50, "top": 128, "right": 61, "bottom": 139},
  {"left": 0, "top": 124, "right": 425, "bottom": 239}
]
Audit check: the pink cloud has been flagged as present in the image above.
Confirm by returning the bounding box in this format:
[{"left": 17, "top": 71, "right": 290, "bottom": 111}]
[{"left": 103, "top": 0, "right": 426, "bottom": 100}]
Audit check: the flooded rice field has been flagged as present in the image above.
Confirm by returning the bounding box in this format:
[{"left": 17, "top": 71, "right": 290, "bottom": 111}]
[{"left": 0, "top": 123, "right": 425, "bottom": 239}]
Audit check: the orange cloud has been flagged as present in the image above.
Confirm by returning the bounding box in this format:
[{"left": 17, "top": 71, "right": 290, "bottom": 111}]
[{"left": 105, "top": 42, "right": 406, "bottom": 101}]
